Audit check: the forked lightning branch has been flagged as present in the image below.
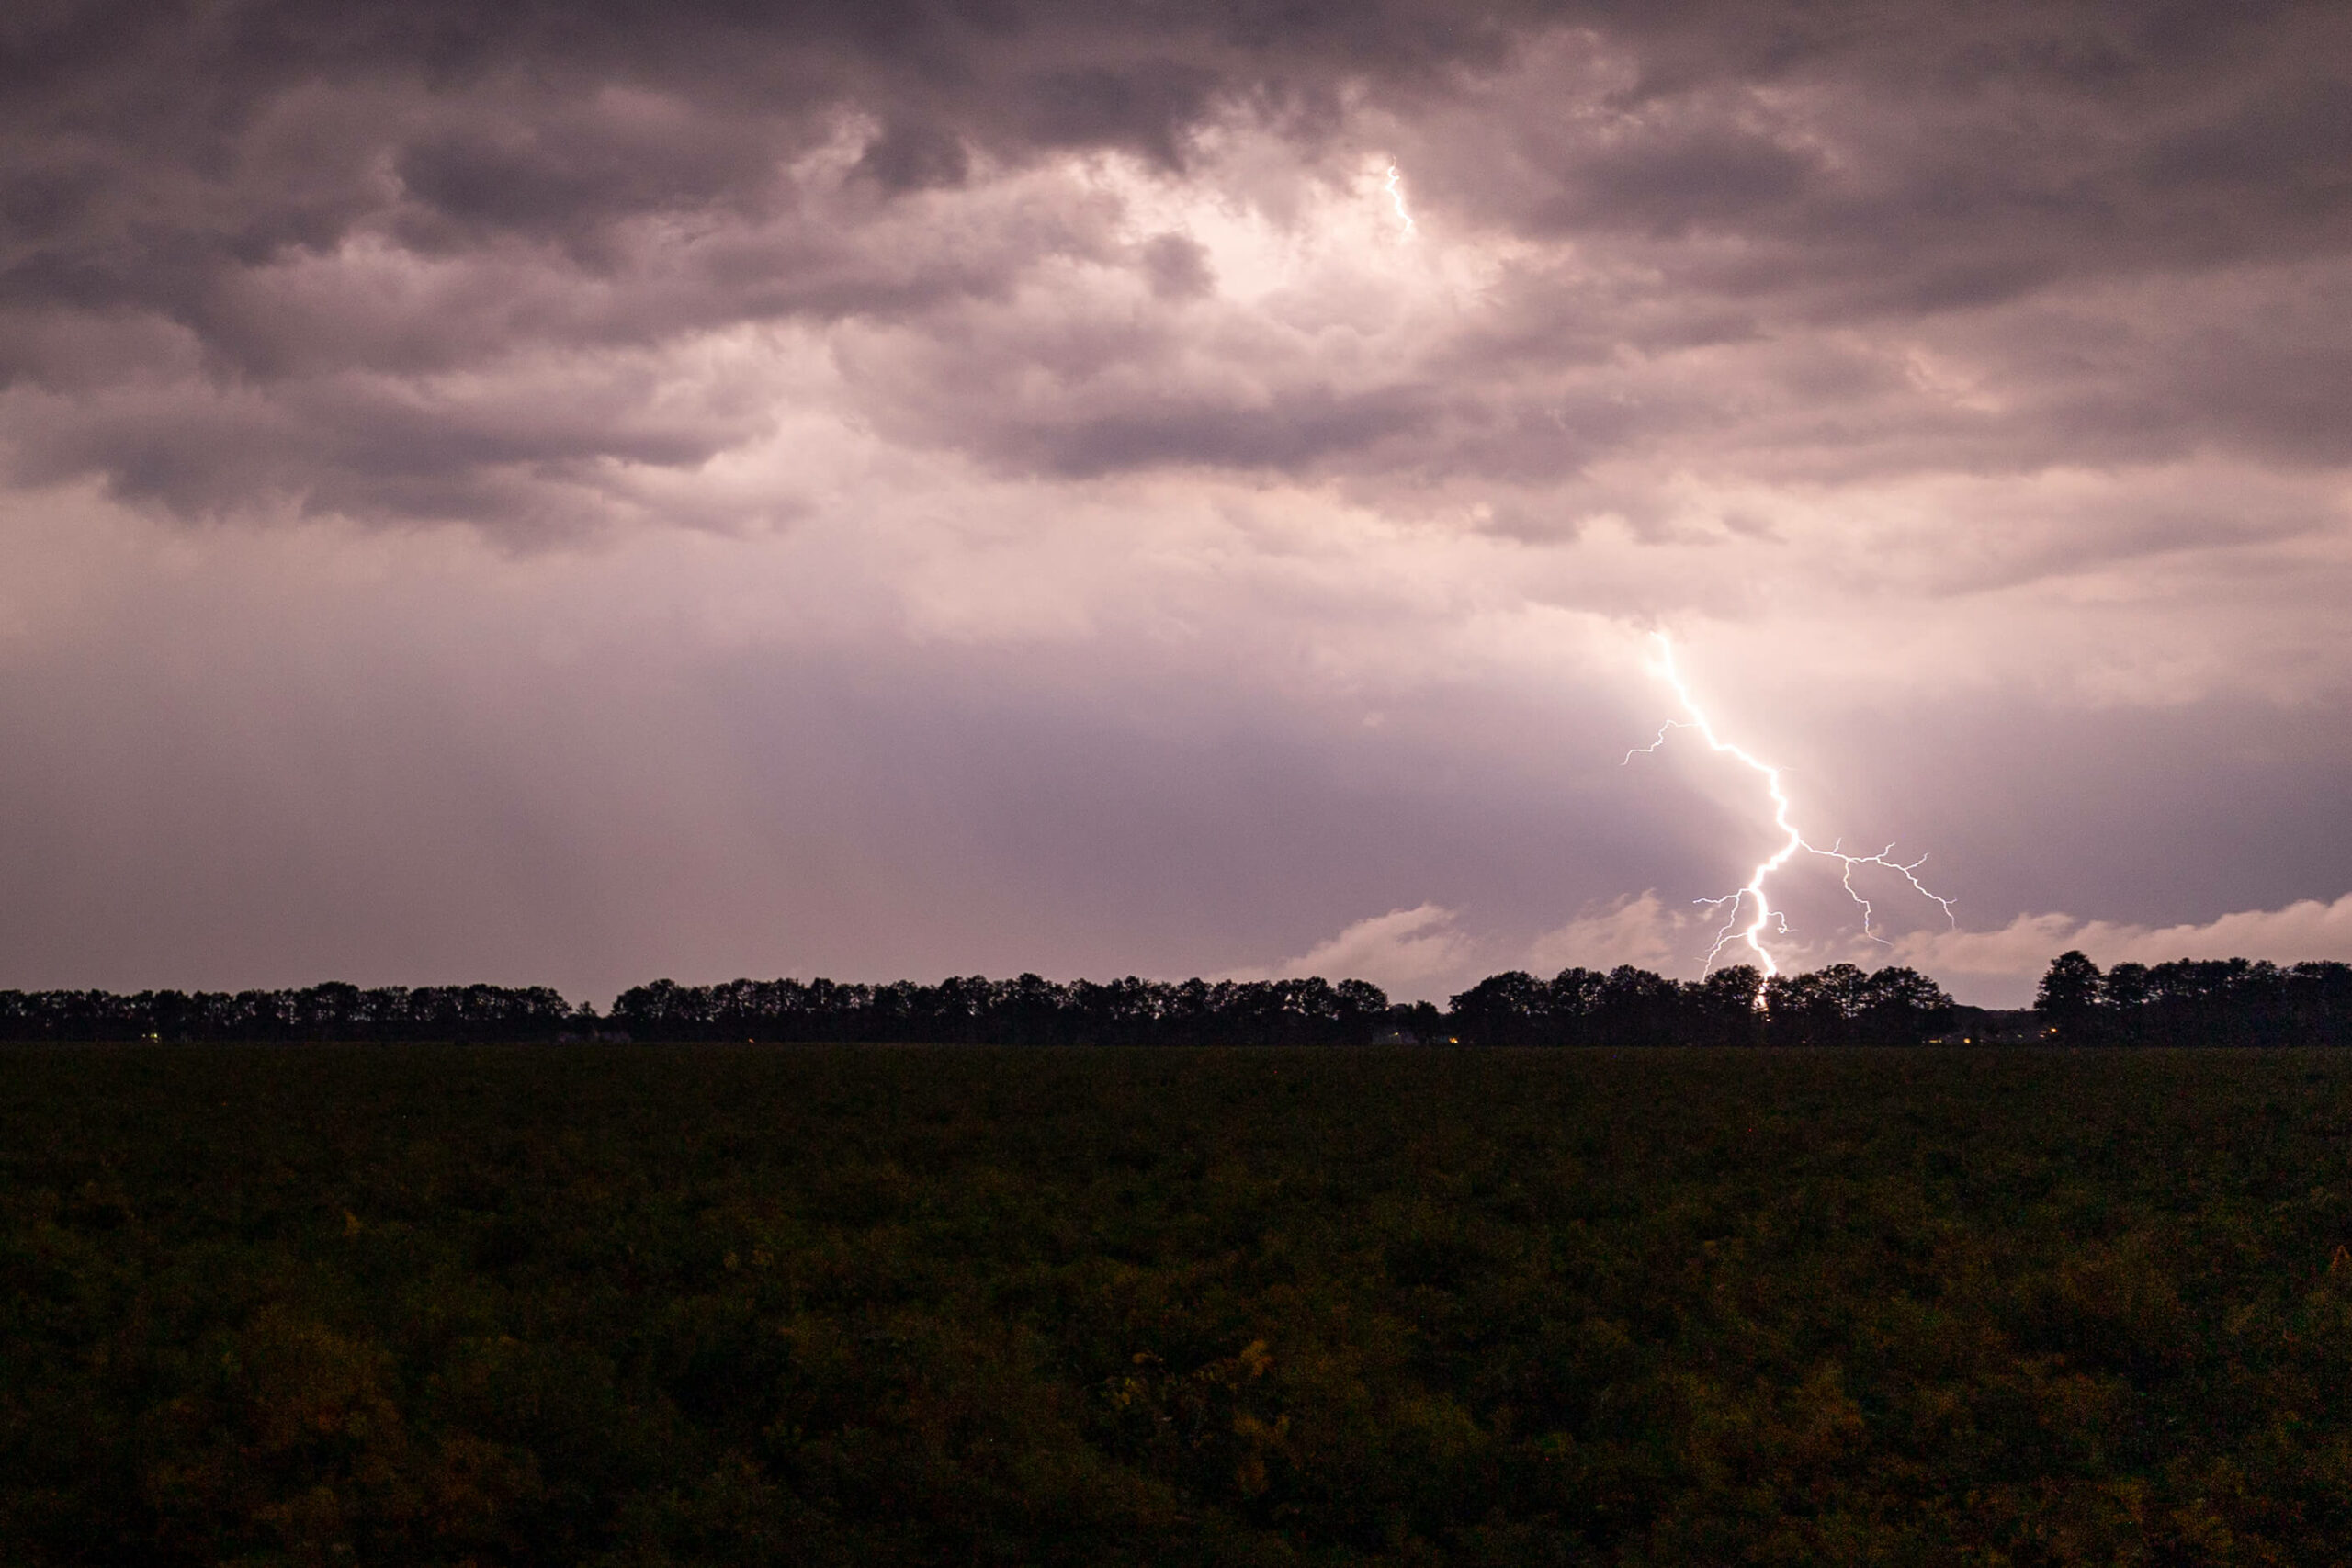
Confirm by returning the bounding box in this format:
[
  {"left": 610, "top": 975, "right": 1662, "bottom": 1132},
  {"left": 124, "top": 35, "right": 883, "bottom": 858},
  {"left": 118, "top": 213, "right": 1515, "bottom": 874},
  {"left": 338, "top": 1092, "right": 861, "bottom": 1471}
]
[{"left": 1626, "top": 633, "right": 1957, "bottom": 977}]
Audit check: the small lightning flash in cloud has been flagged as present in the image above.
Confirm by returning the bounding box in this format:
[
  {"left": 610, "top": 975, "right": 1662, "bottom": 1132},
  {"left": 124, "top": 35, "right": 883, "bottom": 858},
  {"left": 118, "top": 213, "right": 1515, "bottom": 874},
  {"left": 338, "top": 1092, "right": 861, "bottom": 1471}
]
[
  {"left": 1626, "top": 632, "right": 1956, "bottom": 977},
  {"left": 1382, "top": 164, "right": 1416, "bottom": 235}
]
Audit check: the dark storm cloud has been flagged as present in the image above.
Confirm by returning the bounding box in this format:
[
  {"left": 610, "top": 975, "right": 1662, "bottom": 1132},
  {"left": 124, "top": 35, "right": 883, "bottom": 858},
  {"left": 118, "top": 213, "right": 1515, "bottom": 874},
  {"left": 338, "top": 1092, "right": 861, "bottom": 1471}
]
[
  {"left": 1, "top": 0, "right": 2348, "bottom": 525},
  {"left": 0, "top": 0, "right": 1523, "bottom": 292},
  {"left": 6, "top": 370, "right": 750, "bottom": 523}
]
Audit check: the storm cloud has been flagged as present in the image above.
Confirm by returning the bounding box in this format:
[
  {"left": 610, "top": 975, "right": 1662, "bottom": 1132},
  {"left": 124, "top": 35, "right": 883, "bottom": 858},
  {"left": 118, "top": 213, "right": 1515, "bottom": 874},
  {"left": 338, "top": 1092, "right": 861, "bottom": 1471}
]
[{"left": 2, "top": 0, "right": 2348, "bottom": 1001}]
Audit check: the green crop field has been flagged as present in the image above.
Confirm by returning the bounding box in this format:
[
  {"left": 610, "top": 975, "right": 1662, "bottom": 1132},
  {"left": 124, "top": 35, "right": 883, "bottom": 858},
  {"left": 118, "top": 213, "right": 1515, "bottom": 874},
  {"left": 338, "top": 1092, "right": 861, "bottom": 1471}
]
[{"left": 6, "top": 1043, "right": 2352, "bottom": 1565}]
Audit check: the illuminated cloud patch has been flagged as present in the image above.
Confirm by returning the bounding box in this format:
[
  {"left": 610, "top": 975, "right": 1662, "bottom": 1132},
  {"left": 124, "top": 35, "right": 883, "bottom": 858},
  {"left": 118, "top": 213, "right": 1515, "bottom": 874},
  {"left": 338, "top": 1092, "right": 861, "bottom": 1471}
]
[{"left": 1901, "top": 896, "right": 2352, "bottom": 987}]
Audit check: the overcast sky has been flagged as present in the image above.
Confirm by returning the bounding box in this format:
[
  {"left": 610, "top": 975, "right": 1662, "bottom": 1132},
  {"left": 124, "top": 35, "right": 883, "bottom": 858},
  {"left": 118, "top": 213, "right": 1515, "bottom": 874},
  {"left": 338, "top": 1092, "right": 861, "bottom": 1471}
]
[{"left": 4, "top": 0, "right": 2349, "bottom": 1005}]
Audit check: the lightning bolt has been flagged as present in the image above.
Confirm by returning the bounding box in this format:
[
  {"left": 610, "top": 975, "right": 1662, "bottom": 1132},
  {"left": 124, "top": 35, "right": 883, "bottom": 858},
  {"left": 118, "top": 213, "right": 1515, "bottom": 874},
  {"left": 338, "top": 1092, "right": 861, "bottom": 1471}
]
[
  {"left": 1382, "top": 164, "right": 1416, "bottom": 236},
  {"left": 1624, "top": 632, "right": 1956, "bottom": 978}
]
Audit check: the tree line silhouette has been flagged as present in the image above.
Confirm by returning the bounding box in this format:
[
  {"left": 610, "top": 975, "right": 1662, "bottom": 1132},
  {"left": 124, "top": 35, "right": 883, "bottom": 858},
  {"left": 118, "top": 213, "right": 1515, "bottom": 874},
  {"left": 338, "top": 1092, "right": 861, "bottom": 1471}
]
[
  {"left": 608, "top": 964, "right": 1967, "bottom": 1047},
  {"left": 2034, "top": 951, "right": 2352, "bottom": 1046},
  {"left": 0, "top": 983, "right": 578, "bottom": 1043},
  {"left": 1445, "top": 962, "right": 1957, "bottom": 1047},
  {"left": 609, "top": 975, "right": 1393, "bottom": 1046},
  {"left": 1, "top": 953, "right": 2344, "bottom": 1045}
]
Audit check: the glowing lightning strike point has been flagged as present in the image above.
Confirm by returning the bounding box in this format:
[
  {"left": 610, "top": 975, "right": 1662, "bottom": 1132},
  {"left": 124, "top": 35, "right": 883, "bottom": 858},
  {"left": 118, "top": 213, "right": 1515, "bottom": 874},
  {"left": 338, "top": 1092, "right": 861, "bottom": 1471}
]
[
  {"left": 1383, "top": 164, "right": 1416, "bottom": 236},
  {"left": 1623, "top": 633, "right": 1957, "bottom": 979}
]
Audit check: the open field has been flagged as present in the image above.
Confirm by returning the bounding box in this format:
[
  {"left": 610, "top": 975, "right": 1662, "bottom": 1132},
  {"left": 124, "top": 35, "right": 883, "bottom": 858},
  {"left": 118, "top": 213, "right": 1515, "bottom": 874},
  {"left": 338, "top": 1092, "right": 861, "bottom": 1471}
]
[{"left": 6, "top": 1044, "right": 2352, "bottom": 1565}]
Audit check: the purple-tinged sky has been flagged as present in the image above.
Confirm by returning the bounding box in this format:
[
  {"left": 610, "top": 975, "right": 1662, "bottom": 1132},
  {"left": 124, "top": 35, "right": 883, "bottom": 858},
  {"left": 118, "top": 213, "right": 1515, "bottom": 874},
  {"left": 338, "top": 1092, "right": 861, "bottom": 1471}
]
[{"left": 4, "top": 0, "right": 2349, "bottom": 1005}]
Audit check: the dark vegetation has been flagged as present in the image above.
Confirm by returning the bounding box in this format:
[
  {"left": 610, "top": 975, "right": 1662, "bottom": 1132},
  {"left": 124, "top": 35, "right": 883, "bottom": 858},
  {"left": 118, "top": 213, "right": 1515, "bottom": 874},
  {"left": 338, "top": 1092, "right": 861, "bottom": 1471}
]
[
  {"left": 611, "top": 976, "right": 1395, "bottom": 1047},
  {"left": 7, "top": 1043, "right": 2352, "bottom": 1565},
  {"left": 1443, "top": 963, "right": 1957, "bottom": 1048},
  {"left": 8, "top": 953, "right": 2351, "bottom": 1048},
  {"left": 2037, "top": 951, "right": 2352, "bottom": 1046},
  {"left": 0, "top": 961, "right": 1965, "bottom": 1048},
  {"left": 0, "top": 984, "right": 581, "bottom": 1043}
]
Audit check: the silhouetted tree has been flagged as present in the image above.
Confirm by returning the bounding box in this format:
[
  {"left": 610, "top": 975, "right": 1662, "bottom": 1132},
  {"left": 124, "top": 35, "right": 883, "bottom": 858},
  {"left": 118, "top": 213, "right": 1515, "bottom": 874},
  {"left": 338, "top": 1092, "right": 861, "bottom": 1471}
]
[
  {"left": 1448, "top": 972, "right": 1552, "bottom": 1047},
  {"left": 1689, "top": 964, "right": 1766, "bottom": 1046},
  {"left": 2035, "top": 950, "right": 2105, "bottom": 1040}
]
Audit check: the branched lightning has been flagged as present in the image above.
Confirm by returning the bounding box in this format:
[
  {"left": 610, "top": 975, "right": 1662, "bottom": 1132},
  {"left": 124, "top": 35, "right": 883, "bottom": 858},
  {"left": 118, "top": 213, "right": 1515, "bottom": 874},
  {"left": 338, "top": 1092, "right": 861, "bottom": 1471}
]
[
  {"left": 1623, "top": 632, "right": 1955, "bottom": 977},
  {"left": 1382, "top": 164, "right": 1416, "bottom": 235}
]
